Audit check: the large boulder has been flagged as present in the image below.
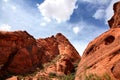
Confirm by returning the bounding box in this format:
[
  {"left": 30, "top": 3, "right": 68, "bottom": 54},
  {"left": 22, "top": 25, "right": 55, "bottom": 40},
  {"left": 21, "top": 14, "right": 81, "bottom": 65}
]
[{"left": 0, "top": 31, "right": 42, "bottom": 76}]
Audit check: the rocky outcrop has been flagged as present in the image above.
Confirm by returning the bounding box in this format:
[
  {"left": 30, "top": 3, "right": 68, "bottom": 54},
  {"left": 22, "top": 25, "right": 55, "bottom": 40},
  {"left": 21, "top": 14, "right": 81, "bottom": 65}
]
[
  {"left": 37, "top": 54, "right": 75, "bottom": 78},
  {"left": 75, "top": 1, "right": 120, "bottom": 80},
  {"left": 37, "top": 33, "right": 80, "bottom": 64},
  {"left": 0, "top": 31, "right": 43, "bottom": 76},
  {"left": 75, "top": 28, "right": 120, "bottom": 80},
  {"left": 56, "top": 33, "right": 80, "bottom": 64},
  {"left": 36, "top": 33, "right": 80, "bottom": 77},
  {"left": 0, "top": 31, "right": 80, "bottom": 79},
  {"left": 37, "top": 36, "right": 59, "bottom": 63},
  {"left": 108, "top": 1, "right": 120, "bottom": 28}
]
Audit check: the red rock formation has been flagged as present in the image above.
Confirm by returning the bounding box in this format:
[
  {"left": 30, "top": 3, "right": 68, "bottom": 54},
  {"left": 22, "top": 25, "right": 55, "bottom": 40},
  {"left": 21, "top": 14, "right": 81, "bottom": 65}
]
[
  {"left": 56, "top": 33, "right": 81, "bottom": 64},
  {"left": 34, "top": 33, "right": 81, "bottom": 79},
  {"left": 37, "top": 33, "right": 80, "bottom": 64},
  {"left": 0, "top": 30, "right": 80, "bottom": 79},
  {"left": 75, "top": 1, "right": 120, "bottom": 80},
  {"left": 108, "top": 1, "right": 120, "bottom": 28},
  {"left": 0, "top": 31, "right": 42, "bottom": 76},
  {"left": 56, "top": 54, "right": 75, "bottom": 75},
  {"left": 37, "top": 36, "right": 59, "bottom": 63},
  {"left": 75, "top": 28, "right": 120, "bottom": 80}
]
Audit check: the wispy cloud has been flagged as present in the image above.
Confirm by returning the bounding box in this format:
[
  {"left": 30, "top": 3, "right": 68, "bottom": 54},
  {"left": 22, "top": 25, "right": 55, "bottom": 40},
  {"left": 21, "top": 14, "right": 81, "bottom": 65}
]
[
  {"left": 37, "top": 0, "right": 77, "bottom": 23},
  {"left": 79, "top": 0, "right": 109, "bottom": 5},
  {"left": 73, "top": 26, "right": 80, "bottom": 34},
  {"left": 79, "top": 0, "right": 119, "bottom": 24},
  {"left": 3, "top": 0, "right": 8, "bottom": 3},
  {"left": 93, "top": 9, "right": 105, "bottom": 20},
  {"left": 0, "top": 24, "right": 11, "bottom": 31}
]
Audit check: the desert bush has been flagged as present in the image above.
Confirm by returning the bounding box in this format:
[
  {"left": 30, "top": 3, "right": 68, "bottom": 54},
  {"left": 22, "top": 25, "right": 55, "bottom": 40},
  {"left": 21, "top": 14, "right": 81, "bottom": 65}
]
[
  {"left": 84, "top": 73, "right": 111, "bottom": 80},
  {"left": 84, "top": 73, "right": 101, "bottom": 80},
  {"left": 103, "top": 73, "right": 111, "bottom": 80},
  {"left": 49, "top": 72, "right": 57, "bottom": 78},
  {"left": 58, "top": 73, "right": 75, "bottom": 80}
]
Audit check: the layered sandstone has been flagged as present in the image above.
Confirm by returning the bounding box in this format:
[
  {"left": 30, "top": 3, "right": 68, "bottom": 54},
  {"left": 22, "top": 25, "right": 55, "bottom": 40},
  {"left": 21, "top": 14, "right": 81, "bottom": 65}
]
[
  {"left": 75, "top": 28, "right": 120, "bottom": 80},
  {"left": 75, "top": 1, "right": 120, "bottom": 80}
]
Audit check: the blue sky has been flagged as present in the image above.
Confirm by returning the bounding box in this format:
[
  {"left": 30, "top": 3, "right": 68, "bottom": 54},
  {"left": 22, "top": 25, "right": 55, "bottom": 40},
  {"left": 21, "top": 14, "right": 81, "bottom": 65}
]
[{"left": 0, "top": 0, "right": 119, "bottom": 55}]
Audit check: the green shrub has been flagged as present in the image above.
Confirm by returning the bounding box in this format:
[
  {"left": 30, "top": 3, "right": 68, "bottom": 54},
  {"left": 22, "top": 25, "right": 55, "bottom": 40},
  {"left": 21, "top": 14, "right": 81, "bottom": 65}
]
[
  {"left": 38, "top": 76, "right": 52, "bottom": 80},
  {"left": 103, "top": 73, "right": 111, "bottom": 80},
  {"left": 49, "top": 72, "right": 57, "bottom": 78},
  {"left": 84, "top": 73, "right": 101, "bottom": 80},
  {"left": 58, "top": 73, "right": 75, "bottom": 80},
  {"left": 84, "top": 73, "right": 111, "bottom": 80},
  {"left": 17, "top": 76, "right": 25, "bottom": 80}
]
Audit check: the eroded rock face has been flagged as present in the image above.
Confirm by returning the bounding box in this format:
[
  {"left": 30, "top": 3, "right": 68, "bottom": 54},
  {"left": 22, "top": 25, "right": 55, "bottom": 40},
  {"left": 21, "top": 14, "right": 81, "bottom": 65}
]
[
  {"left": 36, "top": 33, "right": 80, "bottom": 77},
  {"left": 108, "top": 1, "right": 120, "bottom": 28},
  {"left": 56, "top": 54, "right": 75, "bottom": 75},
  {"left": 75, "top": 28, "right": 120, "bottom": 80},
  {"left": 37, "top": 36, "right": 59, "bottom": 63},
  {"left": 56, "top": 33, "right": 81, "bottom": 64},
  {"left": 37, "top": 33, "right": 80, "bottom": 64},
  {"left": 0, "top": 31, "right": 42, "bottom": 76},
  {"left": 38, "top": 54, "right": 75, "bottom": 78},
  {"left": 0, "top": 31, "right": 80, "bottom": 79},
  {"left": 75, "top": 2, "right": 120, "bottom": 80}
]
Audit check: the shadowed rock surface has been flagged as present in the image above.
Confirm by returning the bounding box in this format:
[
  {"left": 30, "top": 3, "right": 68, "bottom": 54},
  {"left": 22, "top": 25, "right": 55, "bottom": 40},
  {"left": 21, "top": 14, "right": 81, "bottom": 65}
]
[{"left": 0, "top": 31, "right": 42, "bottom": 77}]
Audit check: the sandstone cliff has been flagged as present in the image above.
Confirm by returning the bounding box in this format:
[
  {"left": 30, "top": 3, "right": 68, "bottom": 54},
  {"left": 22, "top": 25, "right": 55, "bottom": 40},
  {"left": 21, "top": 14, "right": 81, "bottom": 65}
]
[
  {"left": 0, "top": 31, "right": 43, "bottom": 77},
  {"left": 0, "top": 31, "right": 80, "bottom": 79},
  {"left": 75, "top": 1, "right": 120, "bottom": 80},
  {"left": 33, "top": 33, "right": 80, "bottom": 79}
]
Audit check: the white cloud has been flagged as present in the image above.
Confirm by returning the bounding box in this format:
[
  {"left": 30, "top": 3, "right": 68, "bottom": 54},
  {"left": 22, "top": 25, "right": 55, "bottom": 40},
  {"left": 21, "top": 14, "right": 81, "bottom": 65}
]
[
  {"left": 43, "top": 17, "right": 51, "bottom": 22},
  {"left": 79, "top": 0, "right": 109, "bottom": 5},
  {"left": 0, "top": 24, "right": 11, "bottom": 31},
  {"left": 105, "top": 0, "right": 119, "bottom": 22},
  {"left": 73, "top": 26, "right": 80, "bottom": 34},
  {"left": 11, "top": 5, "right": 16, "bottom": 11},
  {"left": 40, "top": 22, "right": 46, "bottom": 26},
  {"left": 93, "top": 9, "right": 105, "bottom": 20},
  {"left": 3, "top": 0, "right": 8, "bottom": 2},
  {"left": 37, "top": 0, "right": 77, "bottom": 23}
]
